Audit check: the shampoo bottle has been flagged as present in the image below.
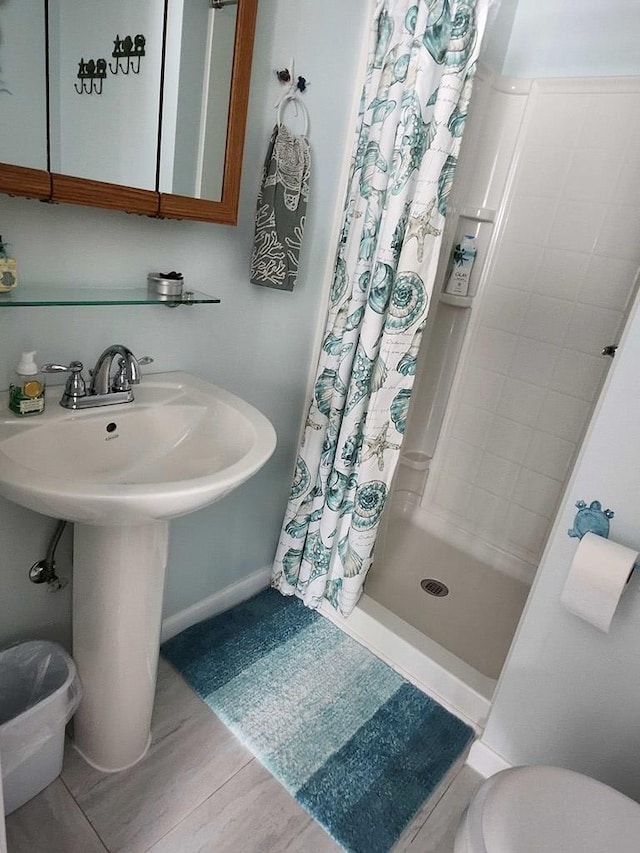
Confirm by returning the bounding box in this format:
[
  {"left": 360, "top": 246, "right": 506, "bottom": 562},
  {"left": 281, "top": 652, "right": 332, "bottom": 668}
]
[
  {"left": 9, "top": 351, "right": 46, "bottom": 416},
  {"left": 444, "top": 234, "right": 477, "bottom": 297}
]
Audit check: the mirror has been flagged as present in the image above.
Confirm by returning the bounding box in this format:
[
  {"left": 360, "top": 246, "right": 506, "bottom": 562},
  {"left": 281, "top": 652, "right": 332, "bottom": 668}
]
[
  {"left": 157, "top": 0, "right": 257, "bottom": 223},
  {"left": 48, "top": 0, "right": 165, "bottom": 191},
  {"left": 0, "top": 0, "right": 258, "bottom": 223},
  {"left": 160, "top": 0, "right": 236, "bottom": 202},
  {"left": 0, "top": 0, "right": 48, "bottom": 172},
  {"left": 0, "top": 0, "right": 49, "bottom": 198}
]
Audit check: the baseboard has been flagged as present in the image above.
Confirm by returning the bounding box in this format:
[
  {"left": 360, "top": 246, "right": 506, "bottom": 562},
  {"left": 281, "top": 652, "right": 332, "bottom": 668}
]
[
  {"left": 465, "top": 739, "right": 512, "bottom": 778},
  {"left": 160, "top": 566, "right": 272, "bottom": 642}
]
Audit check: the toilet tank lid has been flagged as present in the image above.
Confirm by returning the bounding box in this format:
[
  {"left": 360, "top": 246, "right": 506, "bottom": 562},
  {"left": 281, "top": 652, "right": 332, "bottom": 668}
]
[{"left": 480, "top": 766, "right": 640, "bottom": 853}]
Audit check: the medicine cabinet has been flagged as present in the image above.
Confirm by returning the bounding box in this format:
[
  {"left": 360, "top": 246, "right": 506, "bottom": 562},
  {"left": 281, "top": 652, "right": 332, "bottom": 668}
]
[{"left": 0, "top": 0, "right": 258, "bottom": 225}]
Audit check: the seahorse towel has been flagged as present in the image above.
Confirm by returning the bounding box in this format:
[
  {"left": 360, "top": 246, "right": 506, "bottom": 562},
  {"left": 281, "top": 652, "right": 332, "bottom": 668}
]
[{"left": 250, "top": 123, "right": 311, "bottom": 291}]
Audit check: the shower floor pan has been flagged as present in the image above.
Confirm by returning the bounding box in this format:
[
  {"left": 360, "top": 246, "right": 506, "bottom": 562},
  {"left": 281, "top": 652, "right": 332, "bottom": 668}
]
[
  {"left": 322, "top": 513, "right": 530, "bottom": 729},
  {"left": 366, "top": 515, "right": 530, "bottom": 681}
]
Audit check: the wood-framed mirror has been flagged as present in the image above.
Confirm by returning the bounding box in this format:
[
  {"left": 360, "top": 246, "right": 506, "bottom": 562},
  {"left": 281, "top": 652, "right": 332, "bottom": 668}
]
[
  {"left": 0, "top": 0, "right": 51, "bottom": 200},
  {"left": 0, "top": 0, "right": 258, "bottom": 224}
]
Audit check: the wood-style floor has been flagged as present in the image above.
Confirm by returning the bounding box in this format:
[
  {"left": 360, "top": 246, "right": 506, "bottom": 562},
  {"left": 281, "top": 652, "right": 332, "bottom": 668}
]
[{"left": 5, "top": 658, "right": 483, "bottom": 852}]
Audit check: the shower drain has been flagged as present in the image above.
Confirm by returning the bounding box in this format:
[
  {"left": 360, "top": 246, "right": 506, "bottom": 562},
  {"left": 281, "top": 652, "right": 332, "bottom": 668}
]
[{"left": 420, "top": 578, "right": 449, "bottom": 597}]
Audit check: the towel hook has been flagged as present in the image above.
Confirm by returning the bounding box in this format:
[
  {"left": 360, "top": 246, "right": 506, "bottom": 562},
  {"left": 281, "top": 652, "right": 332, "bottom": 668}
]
[{"left": 274, "top": 56, "right": 309, "bottom": 106}]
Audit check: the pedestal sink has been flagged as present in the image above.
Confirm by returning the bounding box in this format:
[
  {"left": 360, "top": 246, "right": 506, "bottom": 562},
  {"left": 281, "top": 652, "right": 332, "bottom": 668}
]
[{"left": 0, "top": 372, "right": 276, "bottom": 771}]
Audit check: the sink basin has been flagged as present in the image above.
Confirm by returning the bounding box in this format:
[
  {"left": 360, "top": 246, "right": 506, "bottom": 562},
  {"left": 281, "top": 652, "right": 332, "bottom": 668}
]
[
  {"left": 0, "top": 371, "right": 276, "bottom": 524},
  {"left": 0, "top": 370, "right": 276, "bottom": 773}
]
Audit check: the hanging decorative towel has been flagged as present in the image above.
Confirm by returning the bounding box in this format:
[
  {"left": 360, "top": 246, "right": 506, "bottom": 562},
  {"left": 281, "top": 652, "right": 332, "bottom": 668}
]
[{"left": 250, "top": 95, "right": 311, "bottom": 291}]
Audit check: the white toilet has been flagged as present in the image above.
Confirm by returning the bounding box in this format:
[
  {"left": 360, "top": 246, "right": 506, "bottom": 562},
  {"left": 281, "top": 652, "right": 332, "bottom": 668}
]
[{"left": 454, "top": 765, "right": 640, "bottom": 852}]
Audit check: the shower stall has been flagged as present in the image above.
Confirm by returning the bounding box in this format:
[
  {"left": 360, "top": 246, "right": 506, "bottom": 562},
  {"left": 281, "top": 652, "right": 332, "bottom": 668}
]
[{"left": 322, "top": 69, "right": 640, "bottom": 728}]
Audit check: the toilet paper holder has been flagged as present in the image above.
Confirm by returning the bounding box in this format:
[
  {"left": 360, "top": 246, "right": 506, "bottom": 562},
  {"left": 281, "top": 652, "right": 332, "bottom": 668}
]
[{"left": 568, "top": 499, "right": 639, "bottom": 580}]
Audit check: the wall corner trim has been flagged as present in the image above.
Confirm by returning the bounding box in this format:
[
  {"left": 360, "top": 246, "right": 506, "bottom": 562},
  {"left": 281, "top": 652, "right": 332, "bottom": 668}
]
[
  {"left": 466, "top": 739, "right": 513, "bottom": 778},
  {"left": 160, "top": 566, "right": 272, "bottom": 642}
]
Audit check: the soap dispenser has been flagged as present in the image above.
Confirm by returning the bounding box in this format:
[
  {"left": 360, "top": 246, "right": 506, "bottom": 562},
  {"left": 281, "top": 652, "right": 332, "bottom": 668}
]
[{"left": 9, "top": 351, "right": 46, "bottom": 416}]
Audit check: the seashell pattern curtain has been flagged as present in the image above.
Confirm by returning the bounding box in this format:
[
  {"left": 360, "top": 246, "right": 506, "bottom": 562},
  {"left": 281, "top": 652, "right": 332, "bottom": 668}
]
[{"left": 272, "top": 0, "right": 489, "bottom": 616}]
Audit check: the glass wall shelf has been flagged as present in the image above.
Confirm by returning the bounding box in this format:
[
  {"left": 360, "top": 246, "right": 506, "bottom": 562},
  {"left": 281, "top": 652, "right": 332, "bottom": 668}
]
[{"left": 0, "top": 286, "right": 220, "bottom": 307}]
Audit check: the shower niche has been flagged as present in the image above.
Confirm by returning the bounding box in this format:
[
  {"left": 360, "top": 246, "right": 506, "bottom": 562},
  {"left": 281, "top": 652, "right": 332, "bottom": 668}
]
[{"left": 395, "top": 206, "right": 495, "bottom": 502}]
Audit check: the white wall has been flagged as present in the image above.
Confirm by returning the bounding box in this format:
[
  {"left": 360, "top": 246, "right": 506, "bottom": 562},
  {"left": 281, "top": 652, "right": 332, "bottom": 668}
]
[
  {"left": 503, "top": 0, "right": 640, "bottom": 78},
  {"left": 482, "top": 283, "right": 640, "bottom": 799},
  {"left": 465, "top": 0, "right": 640, "bottom": 799},
  {"left": 0, "top": 0, "right": 370, "bottom": 649},
  {"left": 424, "top": 78, "right": 639, "bottom": 568}
]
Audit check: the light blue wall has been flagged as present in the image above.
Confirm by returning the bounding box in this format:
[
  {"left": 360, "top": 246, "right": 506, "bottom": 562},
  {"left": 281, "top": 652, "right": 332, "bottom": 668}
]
[
  {"left": 503, "top": 0, "right": 640, "bottom": 78},
  {"left": 0, "top": 0, "right": 48, "bottom": 170},
  {"left": 478, "top": 0, "right": 518, "bottom": 76},
  {"left": 0, "top": 0, "right": 370, "bottom": 649},
  {"left": 49, "top": 0, "right": 166, "bottom": 188}
]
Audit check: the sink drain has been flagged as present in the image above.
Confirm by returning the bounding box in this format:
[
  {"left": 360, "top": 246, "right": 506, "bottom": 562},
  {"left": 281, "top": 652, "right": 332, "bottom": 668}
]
[{"left": 421, "top": 578, "right": 449, "bottom": 597}]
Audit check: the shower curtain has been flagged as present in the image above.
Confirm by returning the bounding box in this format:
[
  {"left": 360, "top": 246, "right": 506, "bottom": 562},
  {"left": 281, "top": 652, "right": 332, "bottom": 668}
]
[{"left": 272, "top": 0, "right": 489, "bottom": 616}]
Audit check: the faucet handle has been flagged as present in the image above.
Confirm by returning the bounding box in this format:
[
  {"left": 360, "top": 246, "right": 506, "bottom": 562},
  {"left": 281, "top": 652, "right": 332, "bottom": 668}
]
[
  {"left": 42, "top": 361, "right": 86, "bottom": 401},
  {"left": 42, "top": 360, "right": 84, "bottom": 374},
  {"left": 111, "top": 355, "right": 153, "bottom": 392},
  {"left": 128, "top": 355, "right": 154, "bottom": 386}
]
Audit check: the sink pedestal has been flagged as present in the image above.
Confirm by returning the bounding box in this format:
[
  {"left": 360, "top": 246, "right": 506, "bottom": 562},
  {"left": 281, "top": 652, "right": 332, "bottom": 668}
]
[
  {"left": 72, "top": 521, "right": 169, "bottom": 772},
  {"left": 0, "top": 372, "right": 277, "bottom": 772}
]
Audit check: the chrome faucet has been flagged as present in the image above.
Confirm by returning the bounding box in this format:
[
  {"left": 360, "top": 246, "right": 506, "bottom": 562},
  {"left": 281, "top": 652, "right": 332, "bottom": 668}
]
[
  {"left": 90, "top": 345, "right": 151, "bottom": 396},
  {"left": 43, "top": 345, "right": 153, "bottom": 409}
]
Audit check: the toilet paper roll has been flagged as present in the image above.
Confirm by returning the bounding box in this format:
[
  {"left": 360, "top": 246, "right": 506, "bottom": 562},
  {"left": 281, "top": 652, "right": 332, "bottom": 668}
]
[{"left": 561, "top": 532, "right": 639, "bottom": 632}]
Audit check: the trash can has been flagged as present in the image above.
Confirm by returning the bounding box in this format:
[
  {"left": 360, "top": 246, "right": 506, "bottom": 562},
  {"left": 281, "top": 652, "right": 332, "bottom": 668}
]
[{"left": 0, "top": 640, "right": 82, "bottom": 815}]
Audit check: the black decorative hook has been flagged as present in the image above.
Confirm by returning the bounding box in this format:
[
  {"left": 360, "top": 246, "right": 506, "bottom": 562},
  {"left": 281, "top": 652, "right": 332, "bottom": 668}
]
[
  {"left": 110, "top": 34, "right": 146, "bottom": 75},
  {"left": 275, "top": 67, "right": 309, "bottom": 93},
  {"left": 74, "top": 57, "right": 107, "bottom": 95}
]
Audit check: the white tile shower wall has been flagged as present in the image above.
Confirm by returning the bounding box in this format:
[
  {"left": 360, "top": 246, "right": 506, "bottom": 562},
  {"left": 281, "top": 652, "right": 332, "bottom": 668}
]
[{"left": 427, "top": 78, "right": 640, "bottom": 566}]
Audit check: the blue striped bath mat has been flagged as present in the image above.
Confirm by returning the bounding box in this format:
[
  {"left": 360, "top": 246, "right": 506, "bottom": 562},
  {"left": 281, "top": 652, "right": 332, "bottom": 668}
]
[{"left": 161, "top": 588, "right": 473, "bottom": 853}]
